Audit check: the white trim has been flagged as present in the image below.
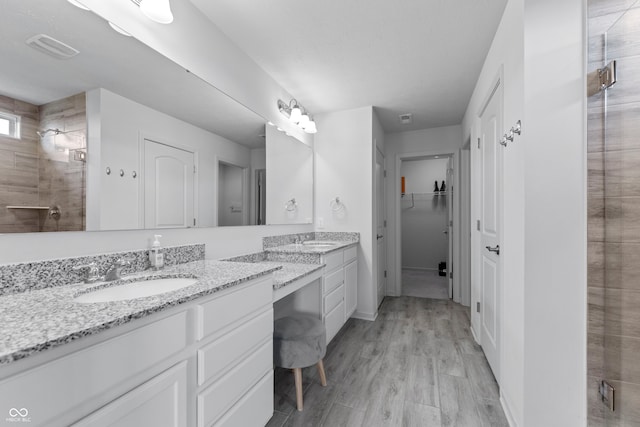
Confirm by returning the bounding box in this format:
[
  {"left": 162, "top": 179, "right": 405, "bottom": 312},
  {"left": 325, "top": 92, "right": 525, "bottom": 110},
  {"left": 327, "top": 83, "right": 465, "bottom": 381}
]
[
  {"left": 394, "top": 150, "right": 459, "bottom": 298},
  {"left": 351, "top": 310, "right": 378, "bottom": 321},
  {"left": 500, "top": 394, "right": 518, "bottom": 427}
]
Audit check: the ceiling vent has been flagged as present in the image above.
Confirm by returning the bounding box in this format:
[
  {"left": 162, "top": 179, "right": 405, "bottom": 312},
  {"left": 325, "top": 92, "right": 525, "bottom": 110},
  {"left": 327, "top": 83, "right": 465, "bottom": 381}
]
[
  {"left": 399, "top": 113, "right": 413, "bottom": 124},
  {"left": 26, "top": 34, "right": 79, "bottom": 60}
]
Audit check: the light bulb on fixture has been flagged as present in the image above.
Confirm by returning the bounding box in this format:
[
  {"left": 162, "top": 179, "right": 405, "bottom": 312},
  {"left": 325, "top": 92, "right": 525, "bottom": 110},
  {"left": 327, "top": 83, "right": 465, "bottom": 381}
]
[
  {"left": 305, "top": 120, "right": 317, "bottom": 134},
  {"left": 298, "top": 114, "right": 310, "bottom": 129},
  {"left": 108, "top": 22, "right": 132, "bottom": 37},
  {"left": 289, "top": 105, "right": 302, "bottom": 123},
  {"left": 139, "top": 0, "right": 174, "bottom": 24}
]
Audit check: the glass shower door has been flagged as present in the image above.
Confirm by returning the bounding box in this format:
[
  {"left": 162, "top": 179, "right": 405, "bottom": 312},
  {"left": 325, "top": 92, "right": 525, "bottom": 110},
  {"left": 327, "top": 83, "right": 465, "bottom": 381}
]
[{"left": 600, "top": 4, "right": 640, "bottom": 425}]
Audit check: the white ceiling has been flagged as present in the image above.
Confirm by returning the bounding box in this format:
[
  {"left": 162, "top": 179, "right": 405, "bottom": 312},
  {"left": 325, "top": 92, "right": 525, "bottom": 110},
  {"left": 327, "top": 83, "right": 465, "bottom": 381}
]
[{"left": 191, "top": 0, "right": 508, "bottom": 133}]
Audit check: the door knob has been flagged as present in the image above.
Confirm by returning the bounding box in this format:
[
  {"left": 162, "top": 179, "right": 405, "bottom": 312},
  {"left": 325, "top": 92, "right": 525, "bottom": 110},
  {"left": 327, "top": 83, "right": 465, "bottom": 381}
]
[
  {"left": 443, "top": 230, "right": 448, "bottom": 235},
  {"left": 485, "top": 245, "right": 500, "bottom": 255},
  {"left": 377, "top": 234, "right": 383, "bottom": 240}
]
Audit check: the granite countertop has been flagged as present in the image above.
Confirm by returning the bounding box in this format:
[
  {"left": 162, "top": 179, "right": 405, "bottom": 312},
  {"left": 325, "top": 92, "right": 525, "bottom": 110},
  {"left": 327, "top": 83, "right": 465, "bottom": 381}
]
[
  {"left": 259, "top": 262, "right": 323, "bottom": 290},
  {"left": 0, "top": 260, "right": 280, "bottom": 365},
  {"left": 264, "top": 240, "right": 358, "bottom": 255}
]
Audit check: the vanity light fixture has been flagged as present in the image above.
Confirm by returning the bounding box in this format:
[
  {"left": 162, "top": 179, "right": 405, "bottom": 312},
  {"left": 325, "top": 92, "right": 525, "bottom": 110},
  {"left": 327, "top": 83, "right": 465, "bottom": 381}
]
[{"left": 277, "top": 99, "right": 318, "bottom": 134}]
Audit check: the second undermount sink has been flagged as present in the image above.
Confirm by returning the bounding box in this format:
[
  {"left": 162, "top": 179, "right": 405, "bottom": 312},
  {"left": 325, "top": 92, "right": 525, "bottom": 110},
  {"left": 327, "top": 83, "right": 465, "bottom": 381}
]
[
  {"left": 74, "top": 277, "right": 199, "bottom": 303},
  {"left": 301, "top": 241, "right": 338, "bottom": 248}
]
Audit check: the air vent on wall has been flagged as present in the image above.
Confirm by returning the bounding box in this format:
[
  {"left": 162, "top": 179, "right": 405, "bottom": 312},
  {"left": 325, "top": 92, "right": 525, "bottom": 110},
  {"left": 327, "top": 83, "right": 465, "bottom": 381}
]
[
  {"left": 399, "top": 113, "right": 413, "bottom": 124},
  {"left": 26, "top": 34, "right": 79, "bottom": 60}
]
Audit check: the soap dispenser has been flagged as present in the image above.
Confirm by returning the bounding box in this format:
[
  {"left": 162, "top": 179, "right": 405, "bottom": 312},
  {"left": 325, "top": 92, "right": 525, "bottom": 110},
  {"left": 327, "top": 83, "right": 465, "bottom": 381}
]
[{"left": 149, "top": 234, "right": 165, "bottom": 270}]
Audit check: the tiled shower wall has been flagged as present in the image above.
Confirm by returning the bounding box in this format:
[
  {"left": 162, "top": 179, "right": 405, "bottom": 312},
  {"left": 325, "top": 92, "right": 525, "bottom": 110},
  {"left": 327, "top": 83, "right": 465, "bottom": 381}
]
[
  {"left": 587, "top": 0, "right": 640, "bottom": 425},
  {"left": 0, "top": 93, "right": 86, "bottom": 233}
]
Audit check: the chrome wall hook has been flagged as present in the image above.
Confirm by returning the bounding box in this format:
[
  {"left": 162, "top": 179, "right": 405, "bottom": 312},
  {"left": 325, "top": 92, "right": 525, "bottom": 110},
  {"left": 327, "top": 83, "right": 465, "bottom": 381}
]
[
  {"left": 513, "top": 120, "right": 522, "bottom": 135},
  {"left": 500, "top": 135, "right": 509, "bottom": 146}
]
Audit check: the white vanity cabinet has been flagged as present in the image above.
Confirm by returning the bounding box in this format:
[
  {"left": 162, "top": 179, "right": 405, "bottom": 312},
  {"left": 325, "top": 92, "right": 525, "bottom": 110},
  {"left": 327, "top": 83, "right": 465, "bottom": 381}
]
[
  {"left": 0, "top": 276, "right": 274, "bottom": 427},
  {"left": 321, "top": 245, "right": 358, "bottom": 343}
]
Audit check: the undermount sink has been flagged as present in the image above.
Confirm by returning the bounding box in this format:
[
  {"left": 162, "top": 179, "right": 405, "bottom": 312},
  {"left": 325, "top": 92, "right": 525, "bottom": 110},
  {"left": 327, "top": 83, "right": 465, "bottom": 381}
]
[
  {"left": 74, "top": 277, "right": 198, "bottom": 303},
  {"left": 301, "top": 241, "right": 338, "bottom": 248}
]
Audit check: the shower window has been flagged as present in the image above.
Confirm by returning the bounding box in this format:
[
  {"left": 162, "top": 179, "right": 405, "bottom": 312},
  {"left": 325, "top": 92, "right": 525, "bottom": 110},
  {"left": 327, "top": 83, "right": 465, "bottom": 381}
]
[{"left": 0, "top": 111, "right": 20, "bottom": 139}]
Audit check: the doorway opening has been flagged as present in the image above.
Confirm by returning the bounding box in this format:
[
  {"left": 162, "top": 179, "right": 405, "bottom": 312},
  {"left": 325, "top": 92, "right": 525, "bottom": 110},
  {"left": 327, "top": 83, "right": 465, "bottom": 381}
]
[
  {"left": 217, "top": 161, "right": 249, "bottom": 226},
  {"left": 399, "top": 155, "right": 453, "bottom": 300}
]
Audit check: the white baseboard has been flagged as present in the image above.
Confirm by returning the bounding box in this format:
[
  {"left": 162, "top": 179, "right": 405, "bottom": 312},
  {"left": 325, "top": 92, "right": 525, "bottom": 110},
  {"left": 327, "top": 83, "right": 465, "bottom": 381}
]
[
  {"left": 500, "top": 393, "right": 518, "bottom": 427},
  {"left": 470, "top": 325, "right": 480, "bottom": 345},
  {"left": 352, "top": 310, "right": 377, "bottom": 321}
]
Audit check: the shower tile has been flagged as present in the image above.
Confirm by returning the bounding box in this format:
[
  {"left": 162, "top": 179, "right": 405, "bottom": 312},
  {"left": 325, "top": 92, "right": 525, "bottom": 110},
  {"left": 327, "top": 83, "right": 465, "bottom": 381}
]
[
  {"left": 588, "top": 0, "right": 639, "bottom": 19},
  {"left": 602, "top": 335, "right": 640, "bottom": 384},
  {"left": 587, "top": 152, "right": 605, "bottom": 196},
  {"left": 604, "top": 149, "right": 640, "bottom": 197},
  {"left": 602, "top": 242, "right": 640, "bottom": 290},
  {"left": 603, "top": 196, "right": 640, "bottom": 242},
  {"left": 587, "top": 198, "right": 605, "bottom": 242},
  {"left": 587, "top": 105, "right": 605, "bottom": 153},
  {"left": 603, "top": 288, "right": 640, "bottom": 338},
  {"left": 588, "top": 241, "right": 605, "bottom": 288},
  {"left": 606, "top": 56, "right": 640, "bottom": 106},
  {"left": 604, "top": 102, "right": 640, "bottom": 151},
  {"left": 587, "top": 332, "right": 605, "bottom": 378},
  {"left": 588, "top": 286, "right": 605, "bottom": 335}
]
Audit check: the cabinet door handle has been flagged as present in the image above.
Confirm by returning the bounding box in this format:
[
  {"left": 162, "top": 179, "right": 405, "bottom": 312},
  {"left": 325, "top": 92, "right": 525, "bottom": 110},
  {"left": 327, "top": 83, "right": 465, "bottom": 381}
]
[{"left": 377, "top": 234, "right": 383, "bottom": 240}]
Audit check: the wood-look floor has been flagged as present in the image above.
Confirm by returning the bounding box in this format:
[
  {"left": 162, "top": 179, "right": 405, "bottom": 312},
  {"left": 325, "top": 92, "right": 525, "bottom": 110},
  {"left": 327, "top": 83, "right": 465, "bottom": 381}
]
[{"left": 267, "top": 296, "right": 508, "bottom": 427}]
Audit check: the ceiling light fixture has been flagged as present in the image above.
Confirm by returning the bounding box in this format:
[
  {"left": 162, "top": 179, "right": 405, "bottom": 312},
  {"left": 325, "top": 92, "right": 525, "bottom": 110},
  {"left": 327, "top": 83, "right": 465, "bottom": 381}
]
[
  {"left": 277, "top": 99, "right": 318, "bottom": 134},
  {"left": 137, "top": 0, "right": 174, "bottom": 24}
]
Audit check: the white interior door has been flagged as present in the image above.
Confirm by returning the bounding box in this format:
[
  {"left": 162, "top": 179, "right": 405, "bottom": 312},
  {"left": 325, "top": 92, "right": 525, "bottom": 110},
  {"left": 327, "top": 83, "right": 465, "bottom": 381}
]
[
  {"left": 479, "top": 83, "right": 502, "bottom": 381},
  {"left": 376, "top": 149, "right": 386, "bottom": 307},
  {"left": 144, "top": 139, "right": 194, "bottom": 229}
]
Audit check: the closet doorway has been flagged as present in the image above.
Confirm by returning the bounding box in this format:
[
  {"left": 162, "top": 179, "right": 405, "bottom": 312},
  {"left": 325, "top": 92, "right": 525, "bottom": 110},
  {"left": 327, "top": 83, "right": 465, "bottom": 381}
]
[{"left": 399, "top": 154, "right": 453, "bottom": 300}]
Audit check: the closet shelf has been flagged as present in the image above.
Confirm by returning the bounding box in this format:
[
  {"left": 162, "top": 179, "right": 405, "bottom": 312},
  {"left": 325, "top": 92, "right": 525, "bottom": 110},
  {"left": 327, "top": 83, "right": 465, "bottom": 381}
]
[{"left": 6, "top": 206, "right": 51, "bottom": 210}]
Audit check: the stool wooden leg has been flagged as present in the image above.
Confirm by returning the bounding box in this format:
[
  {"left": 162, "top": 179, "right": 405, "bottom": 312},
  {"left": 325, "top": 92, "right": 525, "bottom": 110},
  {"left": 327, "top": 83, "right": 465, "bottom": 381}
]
[
  {"left": 317, "top": 359, "right": 327, "bottom": 387},
  {"left": 293, "top": 368, "right": 303, "bottom": 411}
]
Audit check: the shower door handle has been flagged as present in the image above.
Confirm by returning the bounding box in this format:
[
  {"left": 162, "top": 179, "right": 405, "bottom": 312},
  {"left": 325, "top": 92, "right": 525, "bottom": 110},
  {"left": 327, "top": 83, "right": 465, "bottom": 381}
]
[{"left": 485, "top": 245, "right": 500, "bottom": 255}]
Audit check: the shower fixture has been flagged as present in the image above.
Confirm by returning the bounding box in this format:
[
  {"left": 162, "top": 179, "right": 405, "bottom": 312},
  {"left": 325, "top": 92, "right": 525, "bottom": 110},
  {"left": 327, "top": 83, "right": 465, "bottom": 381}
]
[{"left": 36, "top": 128, "right": 63, "bottom": 138}]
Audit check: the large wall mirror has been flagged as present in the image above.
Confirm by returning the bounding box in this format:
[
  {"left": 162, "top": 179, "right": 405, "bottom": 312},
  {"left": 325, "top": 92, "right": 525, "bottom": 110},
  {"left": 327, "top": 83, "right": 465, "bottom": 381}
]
[{"left": 0, "top": 0, "right": 313, "bottom": 233}]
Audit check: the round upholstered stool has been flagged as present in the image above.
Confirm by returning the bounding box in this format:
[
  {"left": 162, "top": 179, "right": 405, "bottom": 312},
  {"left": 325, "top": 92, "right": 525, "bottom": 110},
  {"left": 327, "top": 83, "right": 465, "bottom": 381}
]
[{"left": 273, "top": 315, "right": 327, "bottom": 411}]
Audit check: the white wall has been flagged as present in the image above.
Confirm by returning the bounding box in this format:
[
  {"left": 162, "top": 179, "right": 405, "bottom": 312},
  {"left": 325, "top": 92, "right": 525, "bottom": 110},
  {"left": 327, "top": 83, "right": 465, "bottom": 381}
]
[
  {"left": 461, "top": 0, "right": 586, "bottom": 424},
  {"left": 400, "top": 158, "right": 449, "bottom": 270},
  {"left": 315, "top": 106, "right": 376, "bottom": 319},
  {"left": 461, "top": 0, "right": 525, "bottom": 422},
  {"left": 384, "top": 125, "right": 463, "bottom": 296},
  {"left": 522, "top": 0, "right": 586, "bottom": 425},
  {"left": 2, "top": 1, "right": 314, "bottom": 265},
  {"left": 265, "top": 126, "right": 314, "bottom": 225}
]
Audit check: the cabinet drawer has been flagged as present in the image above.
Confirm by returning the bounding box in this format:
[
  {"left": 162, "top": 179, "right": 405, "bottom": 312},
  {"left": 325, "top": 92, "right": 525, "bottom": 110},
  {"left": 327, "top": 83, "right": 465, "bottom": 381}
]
[
  {"left": 198, "top": 308, "right": 273, "bottom": 385},
  {"left": 197, "top": 340, "right": 272, "bottom": 427},
  {"left": 322, "top": 250, "right": 343, "bottom": 272},
  {"left": 324, "top": 283, "right": 344, "bottom": 315},
  {"left": 325, "top": 300, "right": 345, "bottom": 344},
  {"left": 73, "top": 361, "right": 188, "bottom": 427},
  {"left": 213, "top": 371, "right": 273, "bottom": 427},
  {"left": 323, "top": 268, "right": 343, "bottom": 294},
  {"left": 199, "top": 277, "right": 272, "bottom": 340},
  {"left": 0, "top": 311, "right": 188, "bottom": 427},
  {"left": 343, "top": 245, "right": 357, "bottom": 263}
]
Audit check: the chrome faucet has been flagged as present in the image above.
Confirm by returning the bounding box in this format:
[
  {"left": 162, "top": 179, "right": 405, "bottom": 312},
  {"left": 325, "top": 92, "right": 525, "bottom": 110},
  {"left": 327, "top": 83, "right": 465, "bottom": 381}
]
[
  {"left": 105, "top": 258, "right": 132, "bottom": 282},
  {"left": 72, "top": 262, "right": 103, "bottom": 284}
]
